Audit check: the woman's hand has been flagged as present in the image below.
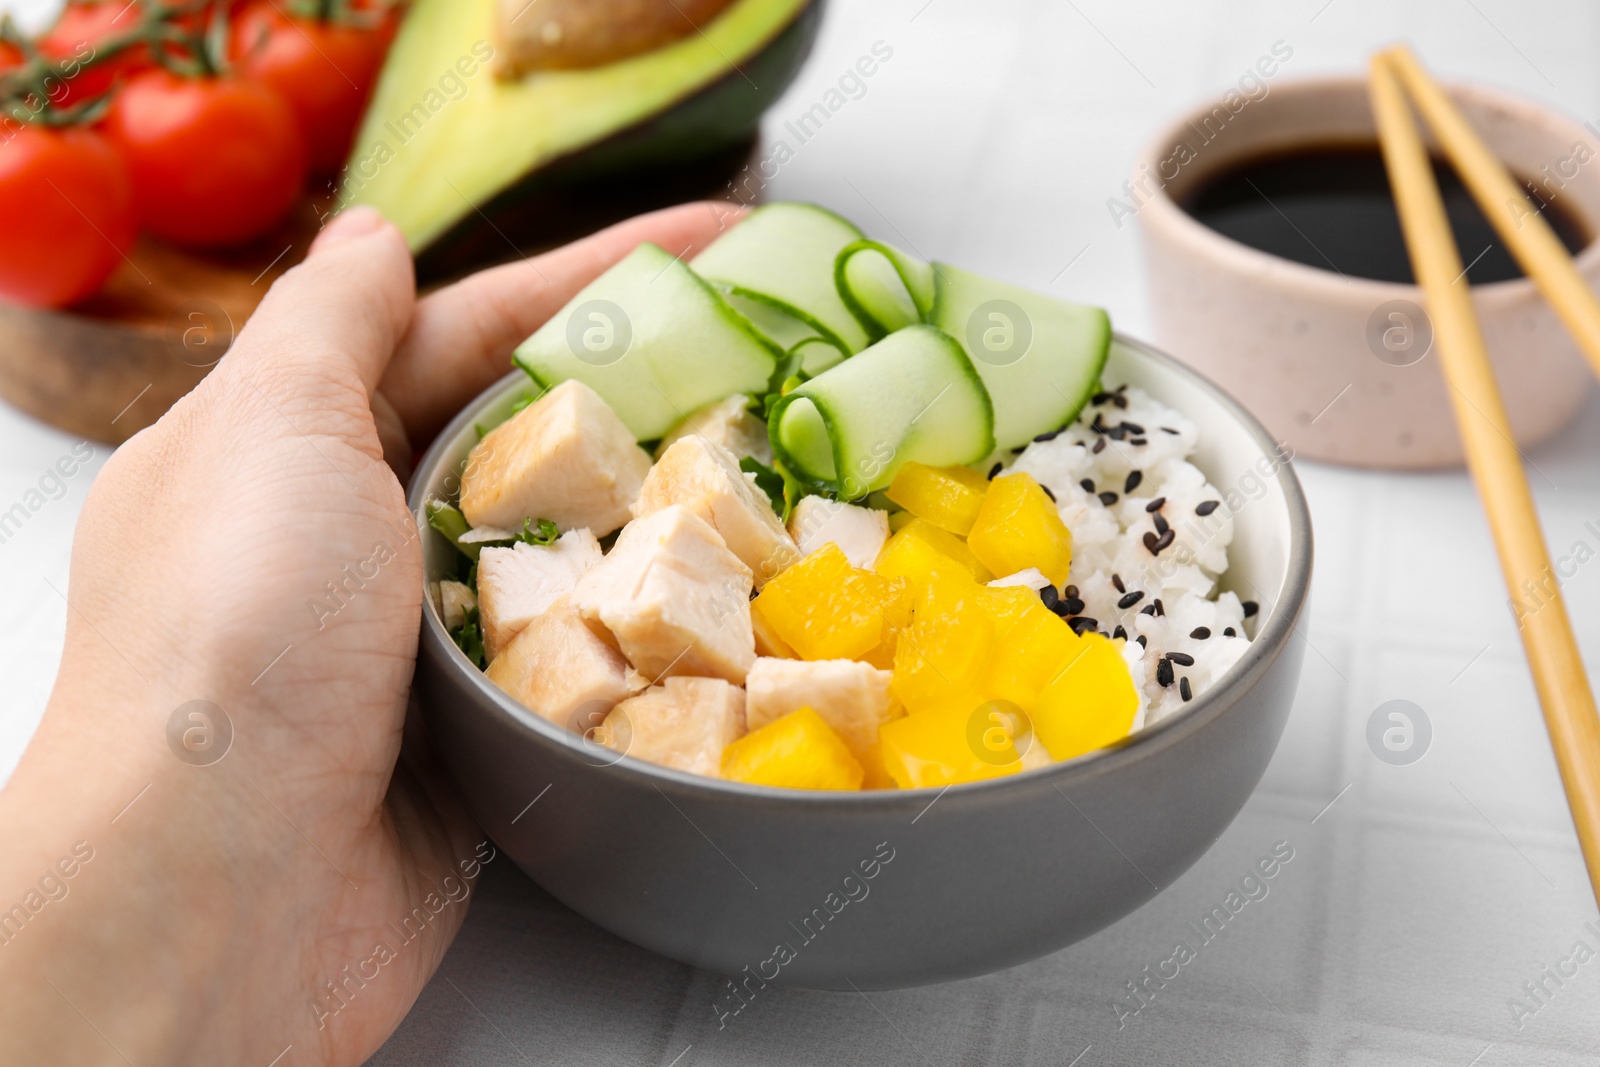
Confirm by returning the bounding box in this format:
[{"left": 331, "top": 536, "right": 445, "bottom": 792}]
[{"left": 0, "top": 201, "right": 738, "bottom": 1066}]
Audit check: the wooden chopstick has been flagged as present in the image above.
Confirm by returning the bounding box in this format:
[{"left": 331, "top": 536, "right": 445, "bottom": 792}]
[
  {"left": 1382, "top": 44, "right": 1600, "bottom": 382},
  {"left": 1368, "top": 53, "right": 1600, "bottom": 912}
]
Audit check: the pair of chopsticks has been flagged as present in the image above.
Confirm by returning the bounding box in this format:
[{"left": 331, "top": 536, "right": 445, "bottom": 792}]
[{"left": 1368, "top": 47, "right": 1600, "bottom": 911}]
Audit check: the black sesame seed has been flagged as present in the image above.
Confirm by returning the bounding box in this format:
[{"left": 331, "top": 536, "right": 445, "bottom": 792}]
[
  {"left": 1092, "top": 438, "right": 1106, "bottom": 455},
  {"left": 1140, "top": 603, "right": 1156, "bottom": 616},
  {"left": 1167, "top": 651, "right": 1194, "bottom": 666},
  {"left": 1111, "top": 573, "right": 1125, "bottom": 593},
  {"left": 987, "top": 462, "right": 1002, "bottom": 480},
  {"left": 1153, "top": 597, "right": 1166, "bottom": 617},
  {"left": 1034, "top": 428, "right": 1062, "bottom": 443},
  {"left": 1099, "top": 631, "right": 1112, "bottom": 640},
  {"left": 1180, "top": 676, "right": 1193, "bottom": 702},
  {"left": 1098, "top": 491, "right": 1119, "bottom": 506},
  {"left": 1122, "top": 421, "right": 1145, "bottom": 435},
  {"left": 1153, "top": 530, "right": 1176, "bottom": 553},
  {"left": 1161, "top": 426, "right": 1180, "bottom": 435},
  {"left": 1061, "top": 597, "right": 1086, "bottom": 616},
  {"left": 1195, "top": 500, "right": 1221, "bottom": 517},
  {"left": 1142, "top": 531, "right": 1160, "bottom": 554},
  {"left": 1048, "top": 600, "right": 1071, "bottom": 618},
  {"left": 1039, "top": 584, "right": 1059, "bottom": 609},
  {"left": 1136, "top": 634, "right": 1148, "bottom": 648},
  {"left": 1079, "top": 478, "right": 1095, "bottom": 493},
  {"left": 1063, "top": 584, "right": 1079, "bottom": 599},
  {"left": 1130, "top": 438, "right": 1148, "bottom": 447},
  {"left": 1190, "top": 626, "right": 1212, "bottom": 640},
  {"left": 1117, "top": 590, "right": 1145, "bottom": 609},
  {"left": 1112, "top": 393, "right": 1129, "bottom": 410},
  {"left": 1156, "top": 658, "right": 1174, "bottom": 687},
  {"left": 1125, "top": 470, "right": 1143, "bottom": 493},
  {"left": 1091, "top": 391, "right": 1113, "bottom": 405},
  {"left": 1223, "top": 626, "right": 1237, "bottom": 637},
  {"left": 1113, "top": 624, "right": 1127, "bottom": 640},
  {"left": 1145, "top": 497, "right": 1166, "bottom": 513},
  {"left": 1068, "top": 616, "right": 1099, "bottom": 636},
  {"left": 1153, "top": 513, "right": 1170, "bottom": 536},
  {"left": 1041, "top": 484, "right": 1056, "bottom": 503},
  {"left": 1242, "top": 600, "right": 1259, "bottom": 618}
]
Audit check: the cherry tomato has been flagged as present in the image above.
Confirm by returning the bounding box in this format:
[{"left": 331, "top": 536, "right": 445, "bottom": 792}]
[
  {"left": 0, "top": 125, "right": 136, "bottom": 308},
  {"left": 36, "top": 0, "right": 153, "bottom": 109},
  {"left": 231, "top": 2, "right": 396, "bottom": 175},
  {"left": 105, "top": 68, "right": 306, "bottom": 248}
]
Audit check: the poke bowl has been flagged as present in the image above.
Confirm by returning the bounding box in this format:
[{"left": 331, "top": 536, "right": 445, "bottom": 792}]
[{"left": 408, "top": 204, "right": 1312, "bottom": 990}]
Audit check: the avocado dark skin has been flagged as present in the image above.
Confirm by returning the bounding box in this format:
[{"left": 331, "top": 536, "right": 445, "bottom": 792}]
[{"left": 389, "top": 0, "right": 824, "bottom": 285}]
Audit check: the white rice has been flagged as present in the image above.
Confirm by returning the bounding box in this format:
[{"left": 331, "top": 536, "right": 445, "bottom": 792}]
[{"left": 1003, "top": 383, "right": 1255, "bottom": 729}]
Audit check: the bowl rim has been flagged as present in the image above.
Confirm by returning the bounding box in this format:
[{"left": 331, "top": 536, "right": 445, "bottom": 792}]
[
  {"left": 408, "top": 331, "right": 1314, "bottom": 807},
  {"left": 1133, "top": 72, "right": 1600, "bottom": 302}
]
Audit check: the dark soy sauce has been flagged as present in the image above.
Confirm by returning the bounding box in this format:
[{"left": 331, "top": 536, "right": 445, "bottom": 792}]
[{"left": 1181, "top": 143, "right": 1590, "bottom": 285}]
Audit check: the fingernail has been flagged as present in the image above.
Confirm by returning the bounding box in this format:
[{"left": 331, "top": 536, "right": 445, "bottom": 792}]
[{"left": 315, "top": 206, "right": 386, "bottom": 251}]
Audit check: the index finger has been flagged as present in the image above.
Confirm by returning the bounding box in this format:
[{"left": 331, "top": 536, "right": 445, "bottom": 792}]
[{"left": 380, "top": 200, "right": 745, "bottom": 442}]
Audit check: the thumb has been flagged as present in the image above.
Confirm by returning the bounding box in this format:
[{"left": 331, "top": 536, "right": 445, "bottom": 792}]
[{"left": 226, "top": 206, "right": 417, "bottom": 404}]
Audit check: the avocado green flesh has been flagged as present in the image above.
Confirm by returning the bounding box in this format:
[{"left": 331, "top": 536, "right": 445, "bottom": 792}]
[{"left": 343, "top": 0, "right": 812, "bottom": 251}]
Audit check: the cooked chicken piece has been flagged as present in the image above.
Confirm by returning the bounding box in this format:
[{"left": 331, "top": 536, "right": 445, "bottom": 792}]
[
  {"left": 787, "top": 496, "right": 889, "bottom": 570},
  {"left": 437, "top": 579, "right": 477, "bottom": 632},
  {"left": 477, "top": 528, "right": 603, "bottom": 661},
  {"left": 654, "top": 393, "right": 772, "bottom": 465},
  {"left": 485, "top": 595, "right": 644, "bottom": 730},
  {"left": 460, "top": 380, "right": 651, "bottom": 536},
  {"left": 599, "top": 677, "right": 746, "bottom": 777},
  {"left": 744, "top": 657, "right": 894, "bottom": 766},
  {"left": 633, "top": 437, "right": 798, "bottom": 587},
  {"left": 573, "top": 505, "right": 756, "bottom": 684}
]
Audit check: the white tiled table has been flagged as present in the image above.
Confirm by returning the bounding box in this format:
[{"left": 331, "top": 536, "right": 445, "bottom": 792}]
[{"left": 5, "top": 1, "right": 1600, "bottom": 1063}]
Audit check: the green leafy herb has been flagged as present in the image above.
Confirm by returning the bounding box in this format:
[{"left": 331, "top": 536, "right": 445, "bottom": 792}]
[
  {"left": 450, "top": 605, "right": 486, "bottom": 668},
  {"left": 514, "top": 517, "right": 561, "bottom": 546},
  {"left": 425, "top": 499, "right": 479, "bottom": 560}
]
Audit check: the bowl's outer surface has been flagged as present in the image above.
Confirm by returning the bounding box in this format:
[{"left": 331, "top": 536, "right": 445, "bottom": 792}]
[{"left": 409, "top": 335, "right": 1312, "bottom": 990}]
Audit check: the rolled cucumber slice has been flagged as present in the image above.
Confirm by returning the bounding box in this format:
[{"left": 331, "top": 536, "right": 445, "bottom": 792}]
[
  {"left": 835, "top": 239, "right": 934, "bottom": 341},
  {"left": 691, "top": 202, "right": 870, "bottom": 359},
  {"left": 928, "top": 263, "right": 1110, "bottom": 451},
  {"left": 513, "top": 243, "right": 781, "bottom": 440},
  {"left": 769, "top": 324, "right": 993, "bottom": 499}
]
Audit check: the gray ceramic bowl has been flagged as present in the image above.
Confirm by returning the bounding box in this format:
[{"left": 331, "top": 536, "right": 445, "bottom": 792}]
[{"left": 408, "top": 333, "right": 1312, "bottom": 990}]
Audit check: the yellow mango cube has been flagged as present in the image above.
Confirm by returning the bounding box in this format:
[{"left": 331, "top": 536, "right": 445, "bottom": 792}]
[
  {"left": 984, "top": 601, "right": 1083, "bottom": 709},
  {"left": 875, "top": 518, "right": 993, "bottom": 585},
  {"left": 967, "top": 473, "right": 1073, "bottom": 585},
  {"left": 890, "top": 573, "right": 994, "bottom": 715},
  {"left": 878, "top": 699, "right": 1024, "bottom": 788},
  {"left": 1030, "top": 632, "right": 1139, "bottom": 761},
  {"left": 722, "top": 707, "right": 864, "bottom": 790},
  {"left": 885, "top": 462, "right": 990, "bottom": 535},
  {"left": 752, "top": 543, "right": 903, "bottom": 661}
]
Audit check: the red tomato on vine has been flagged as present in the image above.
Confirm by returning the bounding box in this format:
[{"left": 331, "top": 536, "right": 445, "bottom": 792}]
[
  {"left": 36, "top": 0, "right": 153, "bottom": 108},
  {"left": 231, "top": 1, "right": 397, "bottom": 175},
  {"left": 105, "top": 68, "right": 307, "bottom": 248},
  {"left": 0, "top": 125, "right": 136, "bottom": 307}
]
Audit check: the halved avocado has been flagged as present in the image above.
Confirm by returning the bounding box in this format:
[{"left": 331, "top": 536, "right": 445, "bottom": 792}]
[{"left": 340, "top": 0, "right": 820, "bottom": 279}]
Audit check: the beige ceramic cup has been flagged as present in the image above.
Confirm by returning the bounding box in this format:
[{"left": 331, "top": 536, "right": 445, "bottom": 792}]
[{"left": 1134, "top": 75, "right": 1600, "bottom": 469}]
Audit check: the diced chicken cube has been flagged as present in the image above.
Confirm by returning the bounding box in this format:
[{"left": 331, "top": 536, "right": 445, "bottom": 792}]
[
  {"left": 485, "top": 594, "right": 644, "bottom": 730},
  {"left": 460, "top": 379, "right": 651, "bottom": 536},
  {"left": 633, "top": 437, "right": 799, "bottom": 587},
  {"left": 655, "top": 393, "right": 772, "bottom": 465},
  {"left": 437, "top": 579, "right": 477, "bottom": 631},
  {"left": 477, "top": 528, "right": 603, "bottom": 661},
  {"left": 573, "top": 505, "right": 756, "bottom": 684},
  {"left": 787, "top": 496, "right": 889, "bottom": 570},
  {"left": 599, "top": 677, "right": 747, "bottom": 777},
  {"left": 744, "top": 657, "right": 894, "bottom": 766}
]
